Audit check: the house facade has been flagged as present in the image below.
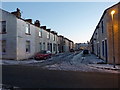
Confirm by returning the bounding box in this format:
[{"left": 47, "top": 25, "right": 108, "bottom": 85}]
[
  {"left": 75, "top": 43, "right": 88, "bottom": 50},
  {"left": 90, "top": 2, "right": 120, "bottom": 64},
  {"left": 58, "top": 35, "right": 74, "bottom": 53},
  {"left": 0, "top": 8, "right": 74, "bottom": 60}
]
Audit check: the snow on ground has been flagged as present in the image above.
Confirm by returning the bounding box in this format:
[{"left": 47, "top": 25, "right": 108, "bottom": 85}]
[
  {"left": 42, "top": 51, "right": 120, "bottom": 73},
  {"left": 88, "top": 64, "right": 120, "bottom": 70},
  {"left": 0, "top": 51, "right": 120, "bottom": 73},
  {"left": 0, "top": 59, "right": 45, "bottom": 65}
]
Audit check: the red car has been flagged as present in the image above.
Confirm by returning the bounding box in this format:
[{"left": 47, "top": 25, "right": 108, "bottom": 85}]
[{"left": 34, "top": 50, "right": 52, "bottom": 60}]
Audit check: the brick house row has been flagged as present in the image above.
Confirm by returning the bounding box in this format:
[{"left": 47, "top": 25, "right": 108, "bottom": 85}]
[
  {"left": 90, "top": 2, "right": 120, "bottom": 64},
  {"left": 0, "top": 8, "right": 74, "bottom": 60}
]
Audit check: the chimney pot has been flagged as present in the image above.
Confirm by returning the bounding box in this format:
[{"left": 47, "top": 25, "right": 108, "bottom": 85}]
[
  {"left": 34, "top": 20, "right": 40, "bottom": 27},
  {"left": 11, "top": 8, "right": 21, "bottom": 18},
  {"left": 25, "top": 19, "right": 32, "bottom": 24},
  {"left": 41, "top": 26, "right": 46, "bottom": 30}
]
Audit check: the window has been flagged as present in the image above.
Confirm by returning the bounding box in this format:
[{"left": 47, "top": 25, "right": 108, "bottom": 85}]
[
  {"left": 39, "top": 42, "right": 42, "bottom": 51},
  {"left": 47, "top": 32, "right": 50, "bottom": 39},
  {"left": 47, "top": 43, "right": 49, "bottom": 50},
  {"left": 25, "top": 24, "right": 30, "bottom": 34},
  {"left": 43, "top": 42, "right": 45, "bottom": 50},
  {"left": 102, "top": 41, "right": 104, "bottom": 57},
  {"left": 0, "top": 21, "right": 6, "bottom": 34},
  {"left": 26, "top": 41, "right": 30, "bottom": 53},
  {"left": 101, "top": 21, "right": 104, "bottom": 33},
  {"left": 53, "top": 43, "right": 56, "bottom": 51},
  {"left": 53, "top": 35, "right": 55, "bottom": 41},
  {"left": 2, "top": 40, "right": 6, "bottom": 54},
  {"left": 39, "top": 29, "right": 42, "bottom": 37}
]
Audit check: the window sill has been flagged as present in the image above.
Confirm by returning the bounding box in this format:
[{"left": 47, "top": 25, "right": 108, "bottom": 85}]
[
  {"left": 0, "top": 32, "right": 7, "bottom": 34},
  {"left": 26, "top": 52, "right": 30, "bottom": 54},
  {"left": 2, "top": 53, "right": 6, "bottom": 55},
  {"left": 25, "top": 33, "right": 31, "bottom": 35},
  {"left": 39, "top": 36, "right": 42, "bottom": 38}
]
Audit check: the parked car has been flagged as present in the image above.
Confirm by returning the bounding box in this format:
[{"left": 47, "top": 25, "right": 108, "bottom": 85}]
[
  {"left": 34, "top": 50, "right": 52, "bottom": 60},
  {"left": 83, "top": 50, "right": 89, "bottom": 54},
  {"left": 70, "top": 49, "right": 75, "bottom": 52}
]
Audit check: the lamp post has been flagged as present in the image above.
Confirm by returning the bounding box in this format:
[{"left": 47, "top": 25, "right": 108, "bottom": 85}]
[{"left": 111, "top": 10, "right": 115, "bottom": 68}]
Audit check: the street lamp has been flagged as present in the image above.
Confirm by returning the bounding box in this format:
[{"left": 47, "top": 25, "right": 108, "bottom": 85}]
[{"left": 111, "top": 10, "right": 116, "bottom": 68}]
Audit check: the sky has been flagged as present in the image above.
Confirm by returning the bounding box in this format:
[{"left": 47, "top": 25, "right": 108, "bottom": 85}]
[{"left": 1, "top": 2, "right": 118, "bottom": 43}]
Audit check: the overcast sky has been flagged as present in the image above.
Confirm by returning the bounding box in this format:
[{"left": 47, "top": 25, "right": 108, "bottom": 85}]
[{"left": 2, "top": 2, "right": 117, "bottom": 43}]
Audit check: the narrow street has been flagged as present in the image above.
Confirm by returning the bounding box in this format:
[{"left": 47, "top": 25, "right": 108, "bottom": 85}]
[
  {"left": 24, "top": 51, "right": 119, "bottom": 73},
  {"left": 1, "top": 2, "right": 120, "bottom": 89}
]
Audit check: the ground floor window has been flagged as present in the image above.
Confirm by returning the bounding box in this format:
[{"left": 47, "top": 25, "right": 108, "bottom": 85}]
[
  {"left": 102, "top": 41, "right": 104, "bottom": 57},
  {"left": 50, "top": 43, "right": 52, "bottom": 52},
  {"left": 39, "top": 42, "right": 42, "bottom": 51},
  {"left": 2, "top": 40, "right": 6, "bottom": 54},
  {"left": 53, "top": 43, "right": 56, "bottom": 52},
  {"left": 26, "top": 41, "right": 30, "bottom": 53},
  {"left": 47, "top": 43, "right": 49, "bottom": 51},
  {"left": 43, "top": 42, "right": 45, "bottom": 50}
]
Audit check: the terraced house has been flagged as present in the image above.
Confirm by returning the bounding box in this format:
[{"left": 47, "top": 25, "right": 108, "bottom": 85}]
[
  {"left": 0, "top": 8, "right": 74, "bottom": 60},
  {"left": 90, "top": 2, "right": 120, "bottom": 64}
]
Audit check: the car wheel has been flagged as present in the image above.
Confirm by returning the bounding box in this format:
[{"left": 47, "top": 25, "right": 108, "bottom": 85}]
[{"left": 44, "top": 57, "right": 47, "bottom": 60}]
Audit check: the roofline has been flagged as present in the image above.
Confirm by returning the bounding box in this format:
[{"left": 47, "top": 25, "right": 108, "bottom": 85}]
[{"left": 90, "top": 2, "right": 120, "bottom": 40}]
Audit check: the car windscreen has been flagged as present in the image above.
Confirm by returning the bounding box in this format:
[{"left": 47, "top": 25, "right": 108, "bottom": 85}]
[{"left": 39, "top": 51, "right": 46, "bottom": 54}]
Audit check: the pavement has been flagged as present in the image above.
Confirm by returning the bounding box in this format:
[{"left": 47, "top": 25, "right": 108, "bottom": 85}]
[{"left": 88, "top": 64, "right": 120, "bottom": 71}]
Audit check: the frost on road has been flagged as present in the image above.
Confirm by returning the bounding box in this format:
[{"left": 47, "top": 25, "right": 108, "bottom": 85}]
[
  {"left": 39, "top": 51, "right": 119, "bottom": 73},
  {"left": 1, "top": 51, "right": 119, "bottom": 73}
]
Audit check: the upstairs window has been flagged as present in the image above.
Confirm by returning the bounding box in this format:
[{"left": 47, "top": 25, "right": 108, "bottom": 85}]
[
  {"left": 47, "top": 32, "right": 50, "bottom": 39},
  {"left": 101, "top": 21, "right": 104, "bottom": 33},
  {"left": 25, "top": 24, "right": 30, "bottom": 35},
  {"left": 0, "top": 21, "right": 6, "bottom": 34},
  {"left": 39, "top": 29, "right": 42, "bottom": 37},
  {"left": 53, "top": 35, "right": 55, "bottom": 41}
]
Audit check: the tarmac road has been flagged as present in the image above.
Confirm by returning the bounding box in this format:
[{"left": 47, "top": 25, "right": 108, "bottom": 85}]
[{"left": 2, "top": 65, "right": 120, "bottom": 88}]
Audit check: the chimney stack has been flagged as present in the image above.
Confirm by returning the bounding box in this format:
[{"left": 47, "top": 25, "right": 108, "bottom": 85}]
[
  {"left": 25, "top": 19, "right": 32, "bottom": 24},
  {"left": 41, "top": 26, "right": 46, "bottom": 30},
  {"left": 11, "top": 8, "right": 21, "bottom": 18},
  {"left": 46, "top": 29, "right": 51, "bottom": 32},
  {"left": 34, "top": 20, "right": 40, "bottom": 27}
]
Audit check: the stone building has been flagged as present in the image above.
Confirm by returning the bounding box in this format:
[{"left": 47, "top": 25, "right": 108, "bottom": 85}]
[
  {"left": 75, "top": 43, "right": 88, "bottom": 50},
  {"left": 0, "top": 8, "right": 74, "bottom": 60},
  {"left": 90, "top": 2, "right": 120, "bottom": 64},
  {"left": 58, "top": 35, "right": 74, "bottom": 53}
]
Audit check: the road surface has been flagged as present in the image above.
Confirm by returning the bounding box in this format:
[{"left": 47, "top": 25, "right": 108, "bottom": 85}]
[{"left": 2, "top": 65, "right": 120, "bottom": 88}]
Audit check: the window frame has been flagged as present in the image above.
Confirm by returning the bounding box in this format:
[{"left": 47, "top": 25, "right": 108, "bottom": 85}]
[
  {"left": 2, "top": 40, "right": 6, "bottom": 54},
  {"left": 26, "top": 41, "right": 30, "bottom": 53},
  {"left": 47, "top": 32, "right": 50, "bottom": 39},
  {"left": 0, "top": 21, "right": 7, "bottom": 34},
  {"left": 39, "top": 29, "right": 42, "bottom": 37},
  {"left": 101, "top": 21, "right": 104, "bottom": 34},
  {"left": 25, "top": 23, "right": 31, "bottom": 35},
  {"left": 39, "top": 42, "right": 42, "bottom": 51},
  {"left": 102, "top": 41, "right": 104, "bottom": 57},
  {"left": 53, "top": 35, "right": 55, "bottom": 41}
]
